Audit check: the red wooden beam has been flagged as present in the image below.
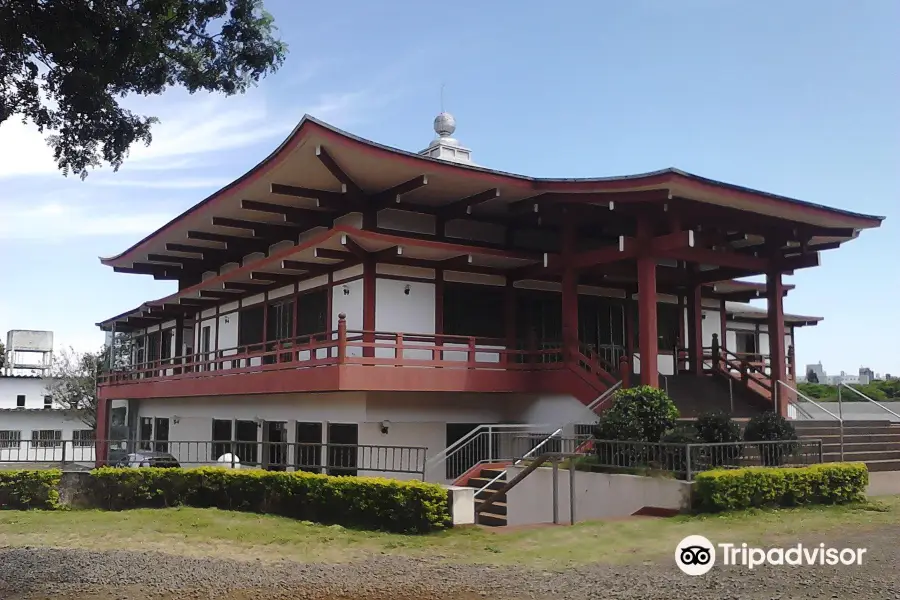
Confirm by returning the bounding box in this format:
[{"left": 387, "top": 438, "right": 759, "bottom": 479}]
[
  {"left": 340, "top": 234, "right": 369, "bottom": 259},
  {"left": 281, "top": 259, "right": 330, "bottom": 273},
  {"left": 240, "top": 199, "right": 333, "bottom": 226},
  {"left": 664, "top": 246, "right": 767, "bottom": 271},
  {"left": 270, "top": 183, "right": 347, "bottom": 209},
  {"left": 649, "top": 229, "right": 695, "bottom": 253},
  {"left": 316, "top": 145, "right": 364, "bottom": 197},
  {"left": 550, "top": 236, "right": 638, "bottom": 271},
  {"left": 314, "top": 248, "right": 354, "bottom": 261},
  {"left": 372, "top": 175, "right": 429, "bottom": 210},
  {"left": 440, "top": 188, "right": 500, "bottom": 217}
]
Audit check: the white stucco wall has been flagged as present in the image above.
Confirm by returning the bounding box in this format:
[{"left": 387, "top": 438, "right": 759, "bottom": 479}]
[
  {"left": 0, "top": 377, "right": 53, "bottom": 409},
  {"left": 0, "top": 409, "right": 95, "bottom": 463},
  {"left": 505, "top": 467, "right": 692, "bottom": 525}
]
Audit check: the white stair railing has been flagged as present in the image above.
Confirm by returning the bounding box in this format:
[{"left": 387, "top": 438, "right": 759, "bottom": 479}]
[
  {"left": 472, "top": 380, "right": 622, "bottom": 499},
  {"left": 777, "top": 379, "right": 843, "bottom": 460},
  {"left": 839, "top": 383, "right": 900, "bottom": 421}
]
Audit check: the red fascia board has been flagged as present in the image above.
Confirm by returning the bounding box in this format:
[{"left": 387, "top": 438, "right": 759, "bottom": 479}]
[{"left": 101, "top": 117, "right": 885, "bottom": 267}]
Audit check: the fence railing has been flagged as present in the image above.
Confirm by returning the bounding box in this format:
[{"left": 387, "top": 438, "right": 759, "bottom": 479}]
[
  {"left": 0, "top": 439, "right": 428, "bottom": 478},
  {"left": 591, "top": 438, "right": 824, "bottom": 481}
]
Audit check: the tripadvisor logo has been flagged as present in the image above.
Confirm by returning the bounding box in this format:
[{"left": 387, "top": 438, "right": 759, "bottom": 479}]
[{"left": 675, "top": 535, "right": 867, "bottom": 575}]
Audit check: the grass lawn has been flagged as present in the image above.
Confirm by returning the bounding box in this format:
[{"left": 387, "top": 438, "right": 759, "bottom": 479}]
[{"left": 1, "top": 498, "right": 898, "bottom": 569}]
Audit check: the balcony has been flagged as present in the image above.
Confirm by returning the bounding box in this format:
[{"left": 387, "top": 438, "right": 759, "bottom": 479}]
[{"left": 98, "top": 317, "right": 619, "bottom": 401}]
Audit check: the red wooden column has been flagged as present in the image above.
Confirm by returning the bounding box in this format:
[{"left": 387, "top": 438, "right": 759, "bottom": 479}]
[
  {"left": 686, "top": 281, "right": 703, "bottom": 375},
  {"left": 95, "top": 396, "right": 111, "bottom": 467},
  {"left": 363, "top": 258, "right": 376, "bottom": 358},
  {"left": 504, "top": 279, "right": 516, "bottom": 363},
  {"left": 719, "top": 298, "right": 728, "bottom": 351},
  {"left": 766, "top": 268, "right": 788, "bottom": 415},
  {"left": 636, "top": 256, "right": 659, "bottom": 387},
  {"left": 560, "top": 210, "right": 579, "bottom": 360}
]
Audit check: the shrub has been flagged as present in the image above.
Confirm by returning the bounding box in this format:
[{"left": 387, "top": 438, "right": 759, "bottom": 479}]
[
  {"left": 0, "top": 469, "right": 61, "bottom": 510},
  {"left": 594, "top": 386, "right": 680, "bottom": 442},
  {"left": 743, "top": 411, "right": 799, "bottom": 466},
  {"left": 693, "top": 463, "right": 868, "bottom": 512},
  {"left": 88, "top": 467, "right": 451, "bottom": 534},
  {"left": 661, "top": 430, "right": 696, "bottom": 475},
  {"left": 694, "top": 411, "right": 743, "bottom": 468}
]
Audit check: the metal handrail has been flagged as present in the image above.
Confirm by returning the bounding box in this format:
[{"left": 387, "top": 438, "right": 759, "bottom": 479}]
[
  {"left": 839, "top": 383, "right": 900, "bottom": 421},
  {"left": 778, "top": 379, "right": 843, "bottom": 460},
  {"left": 471, "top": 382, "right": 620, "bottom": 498},
  {"left": 423, "top": 423, "right": 557, "bottom": 475}
]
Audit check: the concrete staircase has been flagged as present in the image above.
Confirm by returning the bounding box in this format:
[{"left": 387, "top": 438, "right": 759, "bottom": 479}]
[
  {"left": 794, "top": 420, "right": 900, "bottom": 472},
  {"left": 470, "top": 466, "right": 508, "bottom": 527},
  {"left": 664, "top": 373, "right": 770, "bottom": 418}
]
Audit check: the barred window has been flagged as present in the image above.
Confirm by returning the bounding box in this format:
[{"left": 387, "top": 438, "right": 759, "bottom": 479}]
[
  {"left": 72, "top": 430, "right": 95, "bottom": 447},
  {"left": 30, "top": 430, "right": 62, "bottom": 448},
  {"left": 0, "top": 430, "right": 21, "bottom": 449}
]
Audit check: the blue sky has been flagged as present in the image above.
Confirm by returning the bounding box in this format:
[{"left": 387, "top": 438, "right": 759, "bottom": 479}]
[{"left": 1, "top": 0, "right": 897, "bottom": 375}]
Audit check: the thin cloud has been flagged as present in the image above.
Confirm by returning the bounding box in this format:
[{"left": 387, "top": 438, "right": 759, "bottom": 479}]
[
  {"left": 88, "top": 177, "right": 232, "bottom": 190},
  {"left": 0, "top": 202, "right": 171, "bottom": 241}
]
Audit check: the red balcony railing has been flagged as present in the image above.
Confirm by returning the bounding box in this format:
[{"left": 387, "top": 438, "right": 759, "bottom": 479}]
[{"left": 98, "top": 317, "right": 574, "bottom": 387}]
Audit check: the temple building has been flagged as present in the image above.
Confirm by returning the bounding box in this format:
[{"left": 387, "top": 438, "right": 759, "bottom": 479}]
[{"left": 95, "top": 112, "right": 883, "bottom": 480}]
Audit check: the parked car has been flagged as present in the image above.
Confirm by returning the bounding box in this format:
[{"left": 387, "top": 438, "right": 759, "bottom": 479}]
[{"left": 114, "top": 451, "right": 181, "bottom": 468}]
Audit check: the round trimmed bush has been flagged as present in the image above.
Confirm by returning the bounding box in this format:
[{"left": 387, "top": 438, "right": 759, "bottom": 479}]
[
  {"left": 694, "top": 411, "right": 743, "bottom": 467},
  {"left": 594, "top": 385, "right": 680, "bottom": 442},
  {"left": 743, "top": 411, "right": 799, "bottom": 466}
]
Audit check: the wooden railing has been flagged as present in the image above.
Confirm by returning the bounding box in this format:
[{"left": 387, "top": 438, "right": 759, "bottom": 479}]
[{"left": 98, "top": 314, "right": 601, "bottom": 386}]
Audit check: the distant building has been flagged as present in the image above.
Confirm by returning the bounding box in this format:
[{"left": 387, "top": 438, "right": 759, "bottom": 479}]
[
  {"left": 859, "top": 367, "right": 875, "bottom": 385},
  {"left": 804, "top": 362, "right": 827, "bottom": 384}
]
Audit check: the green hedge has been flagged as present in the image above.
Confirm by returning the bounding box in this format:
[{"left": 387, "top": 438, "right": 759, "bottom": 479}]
[
  {"left": 88, "top": 467, "right": 451, "bottom": 534},
  {"left": 693, "top": 463, "right": 869, "bottom": 512},
  {"left": 0, "top": 469, "right": 61, "bottom": 510}
]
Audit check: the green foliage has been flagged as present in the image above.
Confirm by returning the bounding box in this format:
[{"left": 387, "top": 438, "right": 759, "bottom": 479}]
[
  {"left": 88, "top": 467, "right": 451, "bottom": 534},
  {"left": 0, "top": 0, "right": 286, "bottom": 178},
  {"left": 798, "top": 380, "right": 900, "bottom": 403},
  {"left": 693, "top": 463, "right": 869, "bottom": 512},
  {"left": 0, "top": 470, "right": 61, "bottom": 510},
  {"left": 694, "top": 411, "right": 743, "bottom": 468},
  {"left": 594, "top": 386, "right": 680, "bottom": 442},
  {"left": 744, "top": 411, "right": 798, "bottom": 466}
]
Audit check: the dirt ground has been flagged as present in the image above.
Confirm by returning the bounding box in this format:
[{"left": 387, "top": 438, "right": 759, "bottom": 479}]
[{"left": 1, "top": 524, "right": 899, "bottom": 600}]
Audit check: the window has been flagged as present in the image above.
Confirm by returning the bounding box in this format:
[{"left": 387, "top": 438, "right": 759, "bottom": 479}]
[
  {"left": 212, "top": 419, "right": 233, "bottom": 460},
  {"left": 154, "top": 417, "right": 170, "bottom": 452},
  {"left": 139, "top": 417, "right": 153, "bottom": 450},
  {"left": 657, "top": 302, "right": 681, "bottom": 351},
  {"left": 735, "top": 331, "right": 758, "bottom": 356},
  {"left": 267, "top": 299, "right": 294, "bottom": 341},
  {"left": 201, "top": 325, "right": 211, "bottom": 354},
  {"left": 296, "top": 290, "right": 327, "bottom": 337},
  {"left": 147, "top": 330, "right": 161, "bottom": 362},
  {"left": 443, "top": 283, "right": 505, "bottom": 339},
  {"left": 30, "top": 430, "right": 62, "bottom": 448},
  {"left": 16, "top": 395, "right": 25, "bottom": 408},
  {"left": 0, "top": 430, "right": 21, "bottom": 449},
  {"left": 238, "top": 305, "right": 264, "bottom": 347},
  {"left": 43, "top": 395, "right": 52, "bottom": 409},
  {"left": 161, "top": 329, "right": 173, "bottom": 360},
  {"left": 72, "top": 430, "right": 95, "bottom": 447}
]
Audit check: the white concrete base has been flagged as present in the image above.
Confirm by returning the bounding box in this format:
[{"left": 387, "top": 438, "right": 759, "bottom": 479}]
[
  {"left": 445, "top": 485, "right": 475, "bottom": 526},
  {"left": 867, "top": 471, "right": 900, "bottom": 497},
  {"left": 505, "top": 466, "right": 692, "bottom": 526}
]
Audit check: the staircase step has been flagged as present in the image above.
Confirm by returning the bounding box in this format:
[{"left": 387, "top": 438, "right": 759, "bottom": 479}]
[
  {"left": 476, "top": 511, "right": 507, "bottom": 527},
  {"left": 794, "top": 420, "right": 895, "bottom": 428},
  {"left": 823, "top": 450, "right": 900, "bottom": 462},
  {"left": 796, "top": 427, "right": 900, "bottom": 436},
  {"left": 468, "top": 477, "right": 507, "bottom": 492},
  {"left": 479, "top": 468, "right": 508, "bottom": 480},
  {"left": 475, "top": 500, "right": 507, "bottom": 516},
  {"left": 822, "top": 442, "right": 900, "bottom": 452}
]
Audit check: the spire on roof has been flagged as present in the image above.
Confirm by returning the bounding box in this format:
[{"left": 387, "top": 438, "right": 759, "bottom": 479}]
[{"left": 418, "top": 111, "right": 474, "bottom": 164}]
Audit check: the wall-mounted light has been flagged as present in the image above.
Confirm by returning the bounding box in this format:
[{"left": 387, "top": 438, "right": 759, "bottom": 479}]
[
  {"left": 403, "top": 284, "right": 411, "bottom": 296},
  {"left": 343, "top": 284, "right": 350, "bottom": 296},
  {"left": 380, "top": 420, "right": 391, "bottom": 435},
  {"left": 172, "top": 415, "right": 181, "bottom": 425},
  {"left": 224, "top": 316, "right": 230, "bottom": 324}
]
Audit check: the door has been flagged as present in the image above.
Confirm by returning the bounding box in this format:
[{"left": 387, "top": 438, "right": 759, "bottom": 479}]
[
  {"left": 153, "top": 418, "right": 170, "bottom": 453},
  {"left": 295, "top": 422, "right": 323, "bottom": 473},
  {"left": 264, "top": 421, "right": 288, "bottom": 470},
  {"left": 234, "top": 420, "right": 259, "bottom": 466},
  {"left": 327, "top": 423, "right": 358, "bottom": 476}
]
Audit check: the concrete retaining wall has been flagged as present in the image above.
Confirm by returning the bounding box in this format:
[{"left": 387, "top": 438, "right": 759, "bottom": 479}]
[{"left": 505, "top": 466, "right": 693, "bottom": 526}]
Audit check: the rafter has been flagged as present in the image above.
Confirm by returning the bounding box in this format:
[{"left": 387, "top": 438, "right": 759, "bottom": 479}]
[
  {"left": 240, "top": 199, "right": 333, "bottom": 226},
  {"left": 249, "top": 271, "right": 299, "bottom": 285},
  {"left": 211, "top": 216, "right": 315, "bottom": 242},
  {"left": 316, "top": 145, "right": 363, "bottom": 197},
  {"left": 147, "top": 253, "right": 208, "bottom": 268},
  {"left": 270, "top": 183, "right": 347, "bottom": 209},
  {"left": 199, "top": 289, "right": 243, "bottom": 299},
  {"left": 223, "top": 281, "right": 270, "bottom": 292},
  {"left": 339, "top": 234, "right": 369, "bottom": 259},
  {"left": 372, "top": 175, "right": 429, "bottom": 209},
  {"left": 187, "top": 230, "right": 272, "bottom": 255},
  {"left": 314, "top": 248, "right": 354, "bottom": 261},
  {"left": 281, "top": 259, "right": 330, "bottom": 273},
  {"left": 178, "top": 298, "right": 220, "bottom": 307},
  {"left": 440, "top": 188, "right": 500, "bottom": 217},
  {"left": 165, "top": 243, "right": 227, "bottom": 259}
]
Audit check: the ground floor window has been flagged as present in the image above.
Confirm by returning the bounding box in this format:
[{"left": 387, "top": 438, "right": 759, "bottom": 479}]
[
  {"left": 72, "top": 429, "right": 95, "bottom": 447},
  {"left": 0, "top": 430, "right": 21, "bottom": 449},
  {"left": 30, "top": 430, "right": 62, "bottom": 448},
  {"left": 296, "top": 421, "right": 323, "bottom": 473},
  {"left": 138, "top": 417, "right": 170, "bottom": 452}
]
